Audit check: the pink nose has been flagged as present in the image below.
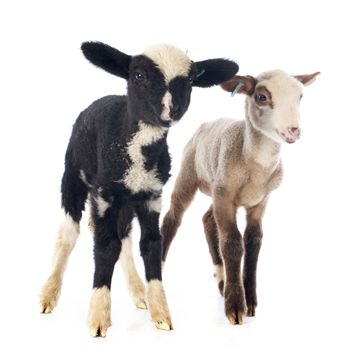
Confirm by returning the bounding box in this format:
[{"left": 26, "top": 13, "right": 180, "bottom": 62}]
[
  {"left": 287, "top": 127, "right": 300, "bottom": 139},
  {"left": 162, "top": 104, "right": 170, "bottom": 114},
  {"left": 161, "top": 104, "right": 171, "bottom": 121}
]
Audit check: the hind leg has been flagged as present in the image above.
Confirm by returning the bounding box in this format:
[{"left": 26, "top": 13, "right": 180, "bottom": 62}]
[
  {"left": 119, "top": 234, "right": 147, "bottom": 310},
  {"left": 40, "top": 168, "right": 88, "bottom": 313},
  {"left": 203, "top": 205, "right": 224, "bottom": 295}
]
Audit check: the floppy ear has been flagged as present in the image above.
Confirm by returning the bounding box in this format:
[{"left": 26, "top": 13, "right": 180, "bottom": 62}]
[
  {"left": 221, "top": 75, "right": 257, "bottom": 95},
  {"left": 192, "top": 59, "right": 239, "bottom": 87},
  {"left": 293, "top": 72, "right": 320, "bottom": 86},
  {"left": 81, "top": 41, "right": 132, "bottom": 79}
]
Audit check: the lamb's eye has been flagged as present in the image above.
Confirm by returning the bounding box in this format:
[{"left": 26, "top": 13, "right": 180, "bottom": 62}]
[
  {"left": 258, "top": 94, "right": 267, "bottom": 102},
  {"left": 134, "top": 72, "right": 145, "bottom": 81}
]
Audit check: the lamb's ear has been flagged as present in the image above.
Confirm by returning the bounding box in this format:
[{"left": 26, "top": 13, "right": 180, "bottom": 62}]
[
  {"left": 192, "top": 59, "right": 239, "bottom": 88},
  {"left": 293, "top": 72, "right": 320, "bottom": 86},
  {"left": 221, "top": 75, "right": 257, "bottom": 95},
  {"left": 81, "top": 41, "right": 132, "bottom": 79}
]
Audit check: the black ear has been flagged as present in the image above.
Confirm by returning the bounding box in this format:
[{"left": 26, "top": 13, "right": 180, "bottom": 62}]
[
  {"left": 81, "top": 41, "right": 132, "bottom": 79},
  {"left": 192, "top": 59, "right": 239, "bottom": 88}
]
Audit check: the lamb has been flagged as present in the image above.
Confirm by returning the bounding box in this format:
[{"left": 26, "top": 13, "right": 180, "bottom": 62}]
[
  {"left": 39, "top": 41, "right": 239, "bottom": 337},
  {"left": 161, "top": 70, "right": 319, "bottom": 325}
]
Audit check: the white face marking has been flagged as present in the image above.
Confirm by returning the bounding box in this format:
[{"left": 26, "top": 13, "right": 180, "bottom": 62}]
[
  {"left": 148, "top": 196, "right": 162, "bottom": 213},
  {"left": 143, "top": 44, "right": 192, "bottom": 84},
  {"left": 122, "top": 121, "right": 166, "bottom": 194},
  {"left": 161, "top": 91, "right": 173, "bottom": 121},
  {"left": 95, "top": 187, "right": 110, "bottom": 217}
]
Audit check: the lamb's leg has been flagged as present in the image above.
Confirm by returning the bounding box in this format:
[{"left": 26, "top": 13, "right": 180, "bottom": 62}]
[
  {"left": 202, "top": 205, "right": 224, "bottom": 295},
  {"left": 243, "top": 200, "right": 267, "bottom": 317},
  {"left": 88, "top": 201, "right": 122, "bottom": 337},
  {"left": 40, "top": 169, "right": 88, "bottom": 313},
  {"left": 119, "top": 235, "right": 147, "bottom": 310},
  {"left": 137, "top": 198, "right": 172, "bottom": 331},
  {"left": 161, "top": 160, "right": 198, "bottom": 261},
  {"left": 40, "top": 214, "right": 80, "bottom": 313},
  {"left": 213, "top": 192, "right": 246, "bottom": 325}
]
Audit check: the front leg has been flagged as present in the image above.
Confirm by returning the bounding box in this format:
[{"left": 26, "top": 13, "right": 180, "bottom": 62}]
[
  {"left": 88, "top": 199, "right": 122, "bottom": 337},
  {"left": 213, "top": 189, "right": 246, "bottom": 325},
  {"left": 136, "top": 197, "right": 173, "bottom": 331},
  {"left": 243, "top": 200, "right": 267, "bottom": 317}
]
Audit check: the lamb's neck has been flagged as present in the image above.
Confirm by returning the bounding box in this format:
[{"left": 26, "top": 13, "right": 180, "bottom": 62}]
[{"left": 243, "top": 116, "right": 281, "bottom": 169}]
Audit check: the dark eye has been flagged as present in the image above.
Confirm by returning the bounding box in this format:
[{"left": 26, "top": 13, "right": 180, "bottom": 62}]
[
  {"left": 134, "top": 72, "right": 145, "bottom": 81},
  {"left": 258, "top": 94, "right": 267, "bottom": 102}
]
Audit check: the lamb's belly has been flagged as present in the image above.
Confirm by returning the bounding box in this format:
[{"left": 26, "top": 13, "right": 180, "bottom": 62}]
[
  {"left": 237, "top": 185, "right": 265, "bottom": 208},
  {"left": 198, "top": 179, "right": 212, "bottom": 196}
]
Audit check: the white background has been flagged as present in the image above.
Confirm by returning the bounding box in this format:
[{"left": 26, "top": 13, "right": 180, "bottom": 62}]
[{"left": 1, "top": 0, "right": 349, "bottom": 349}]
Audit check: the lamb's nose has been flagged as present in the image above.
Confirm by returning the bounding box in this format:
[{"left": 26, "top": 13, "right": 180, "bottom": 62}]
[
  {"left": 288, "top": 127, "right": 300, "bottom": 139},
  {"left": 162, "top": 103, "right": 170, "bottom": 114}
]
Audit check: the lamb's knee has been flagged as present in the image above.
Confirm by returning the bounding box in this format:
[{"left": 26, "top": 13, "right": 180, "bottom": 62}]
[
  {"left": 140, "top": 236, "right": 162, "bottom": 259},
  {"left": 57, "top": 213, "right": 80, "bottom": 247},
  {"left": 244, "top": 226, "right": 263, "bottom": 250},
  {"left": 220, "top": 232, "right": 244, "bottom": 260}
]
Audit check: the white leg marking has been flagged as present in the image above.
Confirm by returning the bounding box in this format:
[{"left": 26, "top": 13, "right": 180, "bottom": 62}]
[
  {"left": 95, "top": 187, "right": 110, "bottom": 218},
  {"left": 214, "top": 264, "right": 224, "bottom": 284},
  {"left": 40, "top": 213, "right": 79, "bottom": 313},
  {"left": 147, "top": 280, "right": 173, "bottom": 330},
  {"left": 148, "top": 197, "right": 162, "bottom": 213},
  {"left": 88, "top": 287, "right": 111, "bottom": 337},
  {"left": 79, "top": 169, "right": 92, "bottom": 187},
  {"left": 119, "top": 237, "right": 147, "bottom": 309}
]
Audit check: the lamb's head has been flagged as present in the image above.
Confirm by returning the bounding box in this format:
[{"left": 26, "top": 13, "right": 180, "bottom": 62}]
[
  {"left": 82, "top": 41, "right": 239, "bottom": 127},
  {"left": 221, "top": 70, "right": 319, "bottom": 144}
]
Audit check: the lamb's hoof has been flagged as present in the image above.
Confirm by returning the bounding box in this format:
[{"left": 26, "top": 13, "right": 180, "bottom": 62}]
[
  {"left": 136, "top": 300, "right": 147, "bottom": 310},
  {"left": 40, "top": 302, "right": 54, "bottom": 314},
  {"left": 89, "top": 317, "right": 111, "bottom": 338},
  {"left": 227, "top": 310, "right": 244, "bottom": 325},
  {"left": 88, "top": 313, "right": 111, "bottom": 337},
  {"left": 90, "top": 325, "right": 109, "bottom": 338},
  {"left": 40, "top": 284, "right": 59, "bottom": 314},
  {"left": 225, "top": 287, "right": 247, "bottom": 325},
  {"left": 155, "top": 320, "right": 173, "bottom": 331},
  {"left": 246, "top": 304, "right": 256, "bottom": 317}
]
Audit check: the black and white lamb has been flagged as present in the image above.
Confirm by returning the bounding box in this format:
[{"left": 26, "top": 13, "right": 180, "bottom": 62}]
[{"left": 39, "top": 41, "right": 239, "bottom": 336}]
